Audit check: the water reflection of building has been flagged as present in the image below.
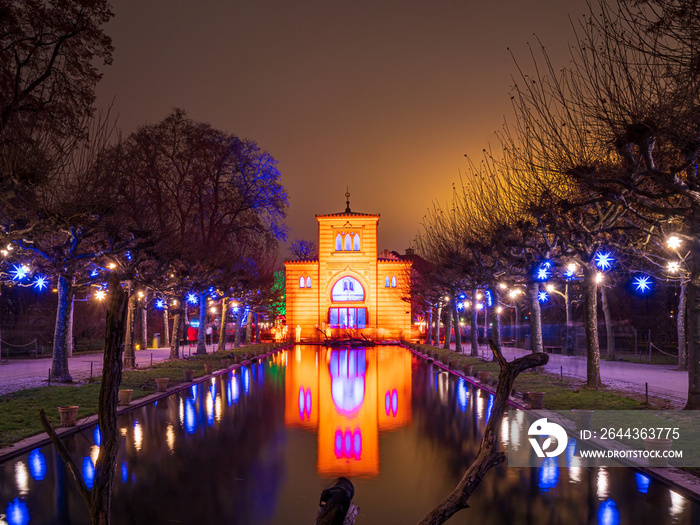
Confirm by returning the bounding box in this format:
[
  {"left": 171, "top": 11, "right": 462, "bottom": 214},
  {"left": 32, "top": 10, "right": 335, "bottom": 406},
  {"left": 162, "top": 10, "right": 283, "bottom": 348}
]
[{"left": 284, "top": 345, "right": 412, "bottom": 477}]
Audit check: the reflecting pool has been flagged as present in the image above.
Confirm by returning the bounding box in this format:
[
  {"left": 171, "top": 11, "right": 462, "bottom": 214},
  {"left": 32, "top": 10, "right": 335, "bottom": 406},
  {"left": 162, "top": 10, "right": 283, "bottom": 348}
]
[{"left": 1, "top": 345, "right": 698, "bottom": 524}]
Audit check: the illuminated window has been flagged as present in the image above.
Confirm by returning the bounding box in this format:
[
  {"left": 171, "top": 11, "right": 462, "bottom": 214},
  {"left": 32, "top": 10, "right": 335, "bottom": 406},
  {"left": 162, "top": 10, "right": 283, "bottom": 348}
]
[
  {"left": 391, "top": 276, "right": 397, "bottom": 287},
  {"left": 332, "top": 276, "right": 364, "bottom": 301},
  {"left": 353, "top": 234, "right": 360, "bottom": 251},
  {"left": 344, "top": 233, "right": 352, "bottom": 251},
  {"left": 335, "top": 234, "right": 343, "bottom": 251},
  {"left": 306, "top": 276, "right": 311, "bottom": 288},
  {"left": 329, "top": 307, "right": 367, "bottom": 329},
  {"left": 384, "top": 276, "right": 390, "bottom": 287},
  {"left": 299, "top": 276, "right": 305, "bottom": 288}
]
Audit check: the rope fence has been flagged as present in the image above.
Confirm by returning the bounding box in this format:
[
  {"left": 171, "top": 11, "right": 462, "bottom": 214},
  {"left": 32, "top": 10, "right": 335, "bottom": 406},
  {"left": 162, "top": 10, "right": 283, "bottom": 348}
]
[{"left": 0, "top": 338, "right": 39, "bottom": 361}]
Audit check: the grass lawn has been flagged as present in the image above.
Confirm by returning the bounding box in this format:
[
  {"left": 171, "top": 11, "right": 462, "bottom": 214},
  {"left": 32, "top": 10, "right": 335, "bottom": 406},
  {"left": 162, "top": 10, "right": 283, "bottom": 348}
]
[
  {"left": 411, "top": 343, "right": 649, "bottom": 410},
  {"left": 0, "top": 343, "right": 285, "bottom": 448}
]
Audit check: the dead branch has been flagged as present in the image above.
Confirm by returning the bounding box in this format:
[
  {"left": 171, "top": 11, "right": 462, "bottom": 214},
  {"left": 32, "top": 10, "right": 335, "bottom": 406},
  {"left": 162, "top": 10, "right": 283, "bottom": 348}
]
[
  {"left": 39, "top": 409, "right": 91, "bottom": 507},
  {"left": 418, "top": 339, "right": 548, "bottom": 525}
]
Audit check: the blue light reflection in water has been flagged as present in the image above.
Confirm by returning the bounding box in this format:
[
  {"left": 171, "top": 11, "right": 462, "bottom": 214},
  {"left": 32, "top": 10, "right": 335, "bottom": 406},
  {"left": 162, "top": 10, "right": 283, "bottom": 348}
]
[
  {"left": 598, "top": 499, "right": 620, "bottom": 525},
  {"left": 635, "top": 473, "right": 651, "bottom": 494},
  {"left": 457, "top": 378, "right": 468, "bottom": 412},
  {"left": 6, "top": 498, "right": 29, "bottom": 525},
  {"left": 184, "top": 398, "right": 197, "bottom": 433},
  {"left": 538, "top": 457, "right": 559, "bottom": 492},
  {"left": 82, "top": 457, "right": 95, "bottom": 489},
  {"left": 28, "top": 449, "right": 46, "bottom": 481},
  {"left": 565, "top": 438, "right": 577, "bottom": 466},
  {"left": 242, "top": 366, "right": 250, "bottom": 394},
  {"left": 485, "top": 394, "right": 494, "bottom": 423}
]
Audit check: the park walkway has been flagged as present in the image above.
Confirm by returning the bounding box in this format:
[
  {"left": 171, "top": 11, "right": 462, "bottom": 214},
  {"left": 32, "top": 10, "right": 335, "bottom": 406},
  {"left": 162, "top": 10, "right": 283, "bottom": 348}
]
[
  {"left": 0, "top": 344, "right": 216, "bottom": 396},
  {"left": 455, "top": 341, "right": 688, "bottom": 404}
]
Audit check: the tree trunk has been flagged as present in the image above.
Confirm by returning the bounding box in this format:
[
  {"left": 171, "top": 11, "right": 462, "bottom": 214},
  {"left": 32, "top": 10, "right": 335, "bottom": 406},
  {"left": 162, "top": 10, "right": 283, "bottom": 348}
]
[
  {"left": 169, "top": 300, "right": 182, "bottom": 360},
  {"left": 196, "top": 292, "right": 207, "bottom": 354},
  {"left": 255, "top": 312, "right": 261, "bottom": 343},
  {"left": 527, "top": 282, "right": 543, "bottom": 353},
  {"left": 234, "top": 307, "right": 243, "bottom": 347},
  {"left": 453, "top": 305, "right": 462, "bottom": 353},
  {"left": 67, "top": 294, "right": 75, "bottom": 358},
  {"left": 40, "top": 273, "right": 129, "bottom": 525},
  {"left": 123, "top": 286, "right": 137, "bottom": 368},
  {"left": 582, "top": 265, "right": 601, "bottom": 387},
  {"left": 218, "top": 297, "right": 228, "bottom": 351},
  {"left": 600, "top": 286, "right": 614, "bottom": 360},
  {"left": 443, "top": 308, "right": 452, "bottom": 350},
  {"left": 678, "top": 281, "right": 688, "bottom": 370},
  {"left": 162, "top": 307, "right": 170, "bottom": 350},
  {"left": 51, "top": 274, "right": 73, "bottom": 382},
  {"left": 427, "top": 307, "right": 433, "bottom": 344},
  {"left": 90, "top": 273, "right": 128, "bottom": 524},
  {"left": 565, "top": 282, "right": 572, "bottom": 326},
  {"left": 245, "top": 309, "right": 254, "bottom": 344},
  {"left": 141, "top": 303, "right": 148, "bottom": 350},
  {"left": 686, "top": 229, "right": 700, "bottom": 408},
  {"left": 418, "top": 340, "right": 548, "bottom": 524},
  {"left": 470, "top": 289, "right": 479, "bottom": 357},
  {"left": 492, "top": 289, "right": 502, "bottom": 348},
  {"left": 436, "top": 305, "right": 443, "bottom": 347}
]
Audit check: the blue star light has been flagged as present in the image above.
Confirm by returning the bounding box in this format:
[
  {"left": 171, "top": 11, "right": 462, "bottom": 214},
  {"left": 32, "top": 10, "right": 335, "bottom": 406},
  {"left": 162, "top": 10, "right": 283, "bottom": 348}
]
[
  {"left": 155, "top": 299, "right": 165, "bottom": 309},
  {"left": 90, "top": 268, "right": 99, "bottom": 278},
  {"left": 33, "top": 275, "right": 48, "bottom": 291},
  {"left": 536, "top": 267, "right": 549, "bottom": 281},
  {"left": 538, "top": 291, "right": 549, "bottom": 302},
  {"left": 10, "top": 264, "right": 29, "bottom": 281},
  {"left": 595, "top": 251, "right": 614, "bottom": 271},
  {"left": 456, "top": 301, "right": 465, "bottom": 311},
  {"left": 633, "top": 275, "right": 652, "bottom": 293},
  {"left": 187, "top": 293, "right": 198, "bottom": 304},
  {"left": 125, "top": 250, "right": 132, "bottom": 261}
]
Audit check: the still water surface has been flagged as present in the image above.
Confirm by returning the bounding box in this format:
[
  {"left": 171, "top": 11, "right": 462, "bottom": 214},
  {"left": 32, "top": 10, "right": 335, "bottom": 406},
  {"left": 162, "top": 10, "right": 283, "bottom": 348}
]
[{"left": 0, "top": 345, "right": 698, "bottom": 524}]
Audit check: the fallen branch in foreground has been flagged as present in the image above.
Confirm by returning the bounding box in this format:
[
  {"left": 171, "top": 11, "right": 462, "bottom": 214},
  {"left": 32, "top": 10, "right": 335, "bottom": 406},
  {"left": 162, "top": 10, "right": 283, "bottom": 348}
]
[{"left": 418, "top": 339, "right": 549, "bottom": 525}]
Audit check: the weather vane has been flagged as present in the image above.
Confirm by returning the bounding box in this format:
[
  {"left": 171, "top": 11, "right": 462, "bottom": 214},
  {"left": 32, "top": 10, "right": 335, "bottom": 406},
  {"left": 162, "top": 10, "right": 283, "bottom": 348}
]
[{"left": 345, "top": 187, "right": 351, "bottom": 213}]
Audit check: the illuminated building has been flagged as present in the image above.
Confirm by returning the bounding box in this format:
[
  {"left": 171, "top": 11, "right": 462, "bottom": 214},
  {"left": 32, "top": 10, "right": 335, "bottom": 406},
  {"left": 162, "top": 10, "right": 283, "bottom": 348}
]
[{"left": 284, "top": 193, "right": 412, "bottom": 341}]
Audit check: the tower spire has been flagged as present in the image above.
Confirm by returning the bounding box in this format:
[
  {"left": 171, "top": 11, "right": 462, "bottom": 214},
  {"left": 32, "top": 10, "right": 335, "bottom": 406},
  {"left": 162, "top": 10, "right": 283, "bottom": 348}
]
[{"left": 345, "top": 187, "right": 351, "bottom": 213}]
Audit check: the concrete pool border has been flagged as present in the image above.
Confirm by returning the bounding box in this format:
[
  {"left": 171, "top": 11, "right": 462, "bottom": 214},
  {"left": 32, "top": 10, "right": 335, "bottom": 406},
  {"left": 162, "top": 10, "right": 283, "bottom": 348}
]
[
  {"left": 0, "top": 343, "right": 293, "bottom": 465},
  {"left": 401, "top": 343, "right": 700, "bottom": 504}
]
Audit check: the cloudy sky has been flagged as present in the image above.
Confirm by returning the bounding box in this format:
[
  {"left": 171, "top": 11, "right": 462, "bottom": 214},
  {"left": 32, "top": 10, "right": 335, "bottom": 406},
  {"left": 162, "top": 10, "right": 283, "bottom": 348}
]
[{"left": 96, "top": 0, "right": 586, "bottom": 256}]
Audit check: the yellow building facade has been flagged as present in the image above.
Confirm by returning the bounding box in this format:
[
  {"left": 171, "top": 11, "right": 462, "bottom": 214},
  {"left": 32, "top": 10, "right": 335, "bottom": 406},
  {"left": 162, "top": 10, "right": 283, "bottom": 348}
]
[{"left": 284, "top": 204, "right": 411, "bottom": 341}]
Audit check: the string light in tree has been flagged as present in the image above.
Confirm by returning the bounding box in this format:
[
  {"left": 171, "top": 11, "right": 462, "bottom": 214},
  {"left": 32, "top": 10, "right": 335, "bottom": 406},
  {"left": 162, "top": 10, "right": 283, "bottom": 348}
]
[
  {"left": 94, "top": 290, "right": 106, "bottom": 301},
  {"left": 155, "top": 299, "right": 165, "bottom": 309},
  {"left": 187, "top": 293, "right": 198, "bottom": 304},
  {"left": 633, "top": 275, "right": 652, "bottom": 294},
  {"left": 565, "top": 263, "right": 577, "bottom": 279},
  {"left": 667, "top": 261, "right": 681, "bottom": 273},
  {"left": 33, "top": 275, "right": 48, "bottom": 291},
  {"left": 594, "top": 251, "right": 614, "bottom": 271},
  {"left": 536, "top": 267, "right": 549, "bottom": 281},
  {"left": 538, "top": 291, "right": 549, "bottom": 303},
  {"left": 10, "top": 264, "right": 30, "bottom": 281},
  {"left": 667, "top": 236, "right": 682, "bottom": 250}
]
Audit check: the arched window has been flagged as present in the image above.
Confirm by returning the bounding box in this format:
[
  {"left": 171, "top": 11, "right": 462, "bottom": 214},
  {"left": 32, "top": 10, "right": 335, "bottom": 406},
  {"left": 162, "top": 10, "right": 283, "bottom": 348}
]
[
  {"left": 391, "top": 276, "right": 397, "bottom": 288},
  {"left": 353, "top": 234, "right": 361, "bottom": 251},
  {"left": 384, "top": 276, "right": 390, "bottom": 287},
  {"left": 299, "top": 276, "right": 305, "bottom": 288},
  {"left": 332, "top": 276, "right": 364, "bottom": 301},
  {"left": 335, "top": 234, "right": 343, "bottom": 251},
  {"left": 306, "top": 276, "right": 311, "bottom": 288},
  {"left": 344, "top": 233, "right": 352, "bottom": 251}
]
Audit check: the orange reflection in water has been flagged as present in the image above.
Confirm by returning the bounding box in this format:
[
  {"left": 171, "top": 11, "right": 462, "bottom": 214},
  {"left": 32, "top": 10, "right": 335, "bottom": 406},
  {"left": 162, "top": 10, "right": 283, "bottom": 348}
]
[{"left": 284, "top": 345, "right": 412, "bottom": 478}]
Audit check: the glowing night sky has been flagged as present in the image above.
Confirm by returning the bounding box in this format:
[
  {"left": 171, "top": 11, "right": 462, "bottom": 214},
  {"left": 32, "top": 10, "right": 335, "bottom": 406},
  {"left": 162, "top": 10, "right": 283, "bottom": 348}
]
[{"left": 96, "top": 1, "right": 585, "bottom": 255}]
